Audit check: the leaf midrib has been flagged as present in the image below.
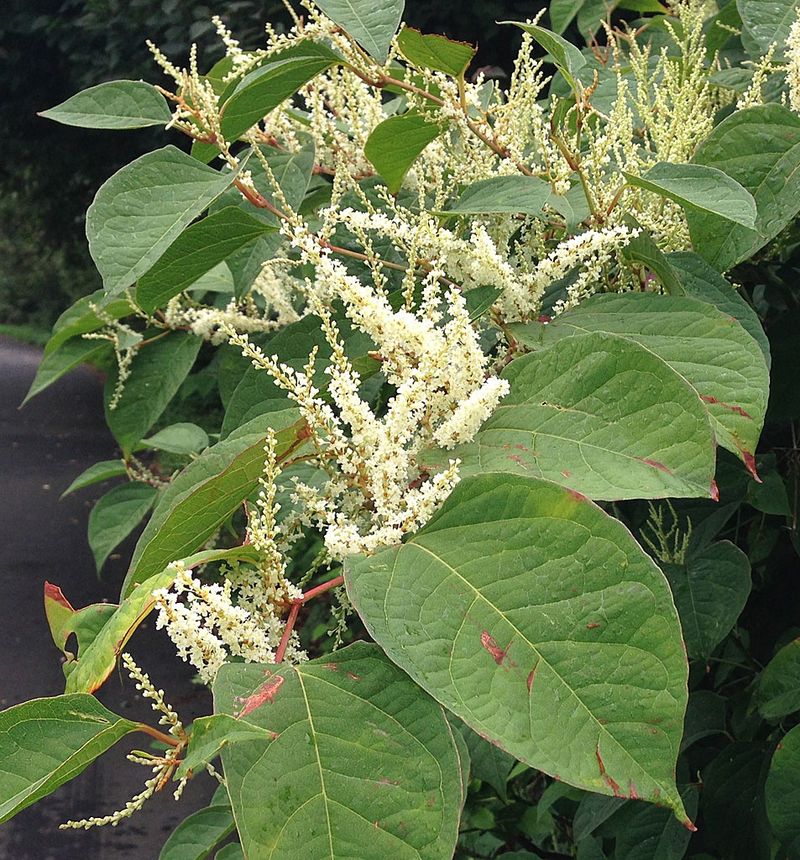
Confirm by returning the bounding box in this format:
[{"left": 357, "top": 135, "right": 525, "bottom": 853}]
[{"left": 295, "top": 669, "right": 335, "bottom": 860}]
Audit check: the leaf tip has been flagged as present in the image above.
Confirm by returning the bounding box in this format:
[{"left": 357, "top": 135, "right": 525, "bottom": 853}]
[
  {"left": 44, "top": 581, "right": 73, "bottom": 610},
  {"left": 742, "top": 450, "right": 762, "bottom": 483}
]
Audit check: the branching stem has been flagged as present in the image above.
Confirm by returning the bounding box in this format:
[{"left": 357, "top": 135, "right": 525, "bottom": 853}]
[
  {"left": 274, "top": 574, "right": 345, "bottom": 663},
  {"left": 136, "top": 723, "right": 181, "bottom": 748}
]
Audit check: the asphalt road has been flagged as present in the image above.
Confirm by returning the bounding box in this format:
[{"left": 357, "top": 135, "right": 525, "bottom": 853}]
[{"left": 0, "top": 336, "right": 216, "bottom": 858}]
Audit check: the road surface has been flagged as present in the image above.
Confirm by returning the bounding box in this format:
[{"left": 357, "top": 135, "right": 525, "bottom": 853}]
[{"left": 0, "top": 336, "right": 216, "bottom": 858}]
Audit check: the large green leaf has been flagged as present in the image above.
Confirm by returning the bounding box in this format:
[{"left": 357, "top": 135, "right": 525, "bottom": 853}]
[
  {"left": 442, "top": 175, "right": 552, "bottom": 216},
  {"left": 141, "top": 423, "right": 210, "bottom": 455},
  {"left": 668, "top": 251, "right": 770, "bottom": 365},
  {"left": 623, "top": 163, "right": 757, "bottom": 229},
  {"left": 765, "top": 724, "right": 800, "bottom": 855},
  {"left": 39, "top": 80, "right": 171, "bottom": 129},
  {"left": 516, "top": 292, "right": 770, "bottom": 470},
  {"left": 314, "top": 0, "right": 404, "bottom": 62},
  {"left": 105, "top": 332, "right": 201, "bottom": 456},
  {"left": 396, "top": 27, "right": 475, "bottom": 77},
  {"left": 88, "top": 482, "right": 158, "bottom": 571},
  {"left": 61, "top": 459, "right": 127, "bottom": 497},
  {"left": 689, "top": 105, "right": 800, "bottom": 271},
  {"left": 0, "top": 694, "right": 137, "bottom": 823},
  {"left": 661, "top": 541, "right": 751, "bottom": 661},
  {"left": 502, "top": 22, "right": 586, "bottom": 92},
  {"left": 422, "top": 331, "right": 716, "bottom": 500},
  {"left": 136, "top": 207, "right": 276, "bottom": 312},
  {"left": 214, "top": 642, "right": 463, "bottom": 859},
  {"left": 23, "top": 338, "right": 112, "bottom": 405},
  {"left": 87, "top": 145, "right": 235, "bottom": 294},
  {"left": 364, "top": 112, "right": 442, "bottom": 193},
  {"left": 42, "top": 289, "right": 134, "bottom": 357},
  {"left": 737, "top": 0, "right": 800, "bottom": 58},
  {"left": 124, "top": 410, "right": 308, "bottom": 594},
  {"left": 756, "top": 638, "right": 800, "bottom": 720},
  {"left": 346, "top": 474, "right": 691, "bottom": 822},
  {"left": 220, "top": 43, "right": 341, "bottom": 142},
  {"left": 159, "top": 805, "right": 236, "bottom": 860}
]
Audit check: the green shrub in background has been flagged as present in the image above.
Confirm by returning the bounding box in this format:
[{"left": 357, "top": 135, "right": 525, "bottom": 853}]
[{"left": 3, "top": 0, "right": 800, "bottom": 857}]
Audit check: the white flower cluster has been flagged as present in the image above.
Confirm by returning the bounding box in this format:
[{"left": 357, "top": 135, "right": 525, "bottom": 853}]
[
  {"left": 545, "top": 226, "right": 641, "bottom": 314},
  {"left": 148, "top": 40, "right": 230, "bottom": 155},
  {"left": 82, "top": 303, "right": 142, "bottom": 408},
  {"left": 153, "top": 559, "right": 305, "bottom": 683},
  {"left": 163, "top": 296, "right": 283, "bottom": 344},
  {"left": 141, "top": 1, "right": 728, "bottom": 688},
  {"left": 331, "top": 207, "right": 636, "bottom": 321},
  {"left": 226, "top": 223, "right": 509, "bottom": 559},
  {"left": 787, "top": 13, "right": 800, "bottom": 113}
]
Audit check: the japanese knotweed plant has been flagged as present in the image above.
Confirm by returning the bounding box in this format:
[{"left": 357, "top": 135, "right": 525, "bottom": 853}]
[{"left": 5, "top": 0, "right": 800, "bottom": 855}]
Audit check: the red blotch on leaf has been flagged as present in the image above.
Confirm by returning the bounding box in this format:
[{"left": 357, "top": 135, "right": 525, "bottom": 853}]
[
  {"left": 595, "top": 744, "right": 623, "bottom": 797},
  {"left": 346, "top": 671, "right": 361, "bottom": 681},
  {"left": 700, "top": 395, "right": 752, "bottom": 419},
  {"left": 566, "top": 488, "right": 587, "bottom": 502},
  {"left": 586, "top": 622, "right": 601, "bottom": 630},
  {"left": 526, "top": 664, "right": 538, "bottom": 693},
  {"left": 236, "top": 674, "right": 284, "bottom": 718},
  {"left": 637, "top": 457, "right": 673, "bottom": 475},
  {"left": 481, "top": 631, "right": 510, "bottom": 665},
  {"left": 710, "top": 479, "right": 720, "bottom": 502},
  {"left": 741, "top": 449, "right": 762, "bottom": 483}
]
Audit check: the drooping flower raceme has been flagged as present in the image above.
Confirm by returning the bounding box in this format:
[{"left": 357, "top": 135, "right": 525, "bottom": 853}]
[
  {"left": 787, "top": 12, "right": 800, "bottom": 113},
  {"left": 154, "top": 431, "right": 307, "bottom": 682},
  {"left": 227, "top": 223, "right": 510, "bottom": 561}
]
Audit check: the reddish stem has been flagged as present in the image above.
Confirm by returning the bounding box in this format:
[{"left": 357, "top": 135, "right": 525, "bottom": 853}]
[
  {"left": 274, "top": 574, "right": 345, "bottom": 663},
  {"left": 136, "top": 723, "right": 180, "bottom": 748},
  {"left": 275, "top": 601, "right": 301, "bottom": 664},
  {"left": 302, "top": 574, "right": 344, "bottom": 604}
]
